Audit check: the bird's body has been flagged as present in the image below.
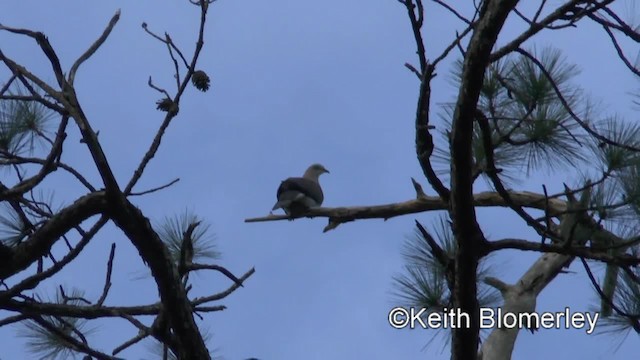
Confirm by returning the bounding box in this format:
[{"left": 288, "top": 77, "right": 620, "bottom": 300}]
[
  {"left": 276, "top": 177, "right": 324, "bottom": 208},
  {"left": 272, "top": 163, "right": 329, "bottom": 216}
]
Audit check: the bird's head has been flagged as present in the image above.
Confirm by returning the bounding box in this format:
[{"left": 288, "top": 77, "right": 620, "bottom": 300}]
[{"left": 304, "top": 163, "right": 330, "bottom": 179}]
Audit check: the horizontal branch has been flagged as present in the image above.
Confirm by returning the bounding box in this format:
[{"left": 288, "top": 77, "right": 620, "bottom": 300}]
[
  {"left": 245, "top": 190, "right": 567, "bottom": 231},
  {"left": 247, "top": 189, "right": 638, "bottom": 265},
  {"left": 489, "top": 238, "right": 640, "bottom": 266},
  {"left": 0, "top": 267, "right": 255, "bottom": 319},
  {"left": 1, "top": 299, "right": 163, "bottom": 318}
]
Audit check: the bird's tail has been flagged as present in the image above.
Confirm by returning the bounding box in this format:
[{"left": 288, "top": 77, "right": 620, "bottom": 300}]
[{"left": 272, "top": 200, "right": 290, "bottom": 211}]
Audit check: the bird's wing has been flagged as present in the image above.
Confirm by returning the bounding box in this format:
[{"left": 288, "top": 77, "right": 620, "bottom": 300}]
[{"left": 276, "top": 177, "right": 324, "bottom": 205}]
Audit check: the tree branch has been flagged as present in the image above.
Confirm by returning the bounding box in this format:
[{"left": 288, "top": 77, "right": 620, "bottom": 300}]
[
  {"left": 68, "top": 9, "right": 121, "bottom": 85},
  {"left": 0, "top": 191, "right": 107, "bottom": 280},
  {"left": 245, "top": 189, "right": 569, "bottom": 230},
  {"left": 489, "top": 0, "right": 615, "bottom": 62},
  {"left": 489, "top": 238, "right": 639, "bottom": 266}
]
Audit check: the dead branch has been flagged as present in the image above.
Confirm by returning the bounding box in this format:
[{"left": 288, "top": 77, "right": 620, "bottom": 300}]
[
  {"left": 489, "top": 0, "right": 615, "bottom": 62},
  {"left": 97, "top": 243, "right": 116, "bottom": 306},
  {"left": 401, "top": 0, "right": 451, "bottom": 201},
  {"left": 124, "top": 2, "right": 210, "bottom": 195},
  {"left": 245, "top": 190, "right": 568, "bottom": 231},
  {"left": 129, "top": 178, "right": 180, "bottom": 196},
  {"left": 68, "top": 9, "right": 121, "bottom": 85}
]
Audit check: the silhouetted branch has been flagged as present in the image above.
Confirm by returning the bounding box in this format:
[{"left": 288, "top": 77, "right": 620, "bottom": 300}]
[
  {"left": 129, "top": 178, "right": 180, "bottom": 196},
  {"left": 68, "top": 9, "right": 121, "bottom": 85},
  {"left": 97, "top": 243, "right": 116, "bottom": 306},
  {"left": 489, "top": 238, "right": 640, "bottom": 266}
]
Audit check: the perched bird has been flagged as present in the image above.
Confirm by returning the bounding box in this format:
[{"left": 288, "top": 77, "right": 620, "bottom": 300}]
[{"left": 272, "top": 163, "right": 329, "bottom": 216}]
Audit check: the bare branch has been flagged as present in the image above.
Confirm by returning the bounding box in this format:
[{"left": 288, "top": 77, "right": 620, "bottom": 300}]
[
  {"left": 193, "top": 267, "right": 255, "bottom": 304},
  {"left": 0, "top": 25, "right": 66, "bottom": 87},
  {"left": 97, "top": 243, "right": 116, "bottom": 306},
  {"left": 580, "top": 258, "right": 640, "bottom": 319},
  {"left": 430, "top": 25, "right": 474, "bottom": 70},
  {"left": 147, "top": 76, "right": 172, "bottom": 99},
  {"left": 590, "top": 6, "right": 640, "bottom": 42},
  {"left": 489, "top": 238, "right": 640, "bottom": 266},
  {"left": 0, "top": 73, "right": 18, "bottom": 96},
  {"left": 532, "top": 0, "right": 548, "bottom": 23},
  {"left": 193, "top": 305, "right": 226, "bottom": 312},
  {"left": 490, "top": 0, "right": 615, "bottom": 62},
  {"left": 68, "top": 9, "right": 121, "bottom": 85},
  {"left": 431, "top": 0, "right": 472, "bottom": 24},
  {"left": 598, "top": 22, "right": 640, "bottom": 77},
  {"left": 411, "top": 177, "right": 427, "bottom": 199},
  {"left": 125, "top": 4, "right": 210, "bottom": 195},
  {"left": 414, "top": 220, "right": 450, "bottom": 268},
  {"left": 245, "top": 190, "right": 569, "bottom": 226},
  {"left": 187, "top": 263, "right": 246, "bottom": 287},
  {"left": 0, "top": 313, "right": 26, "bottom": 326},
  {"left": 400, "top": 0, "right": 451, "bottom": 201},
  {"left": 129, "top": 178, "right": 180, "bottom": 197}
]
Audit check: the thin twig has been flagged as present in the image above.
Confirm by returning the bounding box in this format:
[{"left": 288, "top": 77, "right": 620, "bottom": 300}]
[
  {"left": 125, "top": 4, "right": 210, "bottom": 195},
  {"left": 97, "top": 243, "right": 116, "bottom": 306},
  {"left": 187, "top": 263, "right": 245, "bottom": 287},
  {"left": 129, "top": 178, "right": 180, "bottom": 196},
  {"left": 147, "top": 77, "right": 172, "bottom": 99},
  {"left": 415, "top": 220, "right": 450, "bottom": 267},
  {"left": 599, "top": 23, "right": 640, "bottom": 77},
  {"left": 193, "top": 305, "right": 226, "bottom": 312},
  {"left": 0, "top": 73, "right": 18, "bottom": 96},
  {"left": 431, "top": 0, "right": 472, "bottom": 24},
  {"left": 192, "top": 267, "right": 255, "bottom": 304},
  {"left": 580, "top": 257, "right": 640, "bottom": 319},
  {"left": 165, "top": 33, "right": 182, "bottom": 89},
  {"left": 532, "top": 0, "right": 548, "bottom": 23}
]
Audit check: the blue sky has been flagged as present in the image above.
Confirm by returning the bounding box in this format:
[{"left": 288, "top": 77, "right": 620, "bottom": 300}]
[{"left": 1, "top": 1, "right": 639, "bottom": 359}]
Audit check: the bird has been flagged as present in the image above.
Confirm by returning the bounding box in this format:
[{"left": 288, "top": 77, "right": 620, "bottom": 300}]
[{"left": 272, "top": 163, "right": 329, "bottom": 216}]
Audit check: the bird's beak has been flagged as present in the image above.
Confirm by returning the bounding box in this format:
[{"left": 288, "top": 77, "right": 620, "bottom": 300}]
[{"left": 324, "top": 168, "right": 330, "bottom": 174}]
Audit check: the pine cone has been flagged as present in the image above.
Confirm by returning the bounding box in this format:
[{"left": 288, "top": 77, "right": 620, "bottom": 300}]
[
  {"left": 191, "top": 70, "right": 211, "bottom": 92},
  {"left": 156, "top": 98, "right": 178, "bottom": 114}
]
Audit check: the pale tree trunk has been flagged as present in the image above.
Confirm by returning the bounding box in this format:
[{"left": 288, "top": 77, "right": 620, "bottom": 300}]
[
  {"left": 479, "top": 251, "right": 569, "bottom": 359},
  {"left": 479, "top": 189, "right": 594, "bottom": 359}
]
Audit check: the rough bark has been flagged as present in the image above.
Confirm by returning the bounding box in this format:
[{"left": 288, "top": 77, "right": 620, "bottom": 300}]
[{"left": 448, "top": 1, "right": 520, "bottom": 358}]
